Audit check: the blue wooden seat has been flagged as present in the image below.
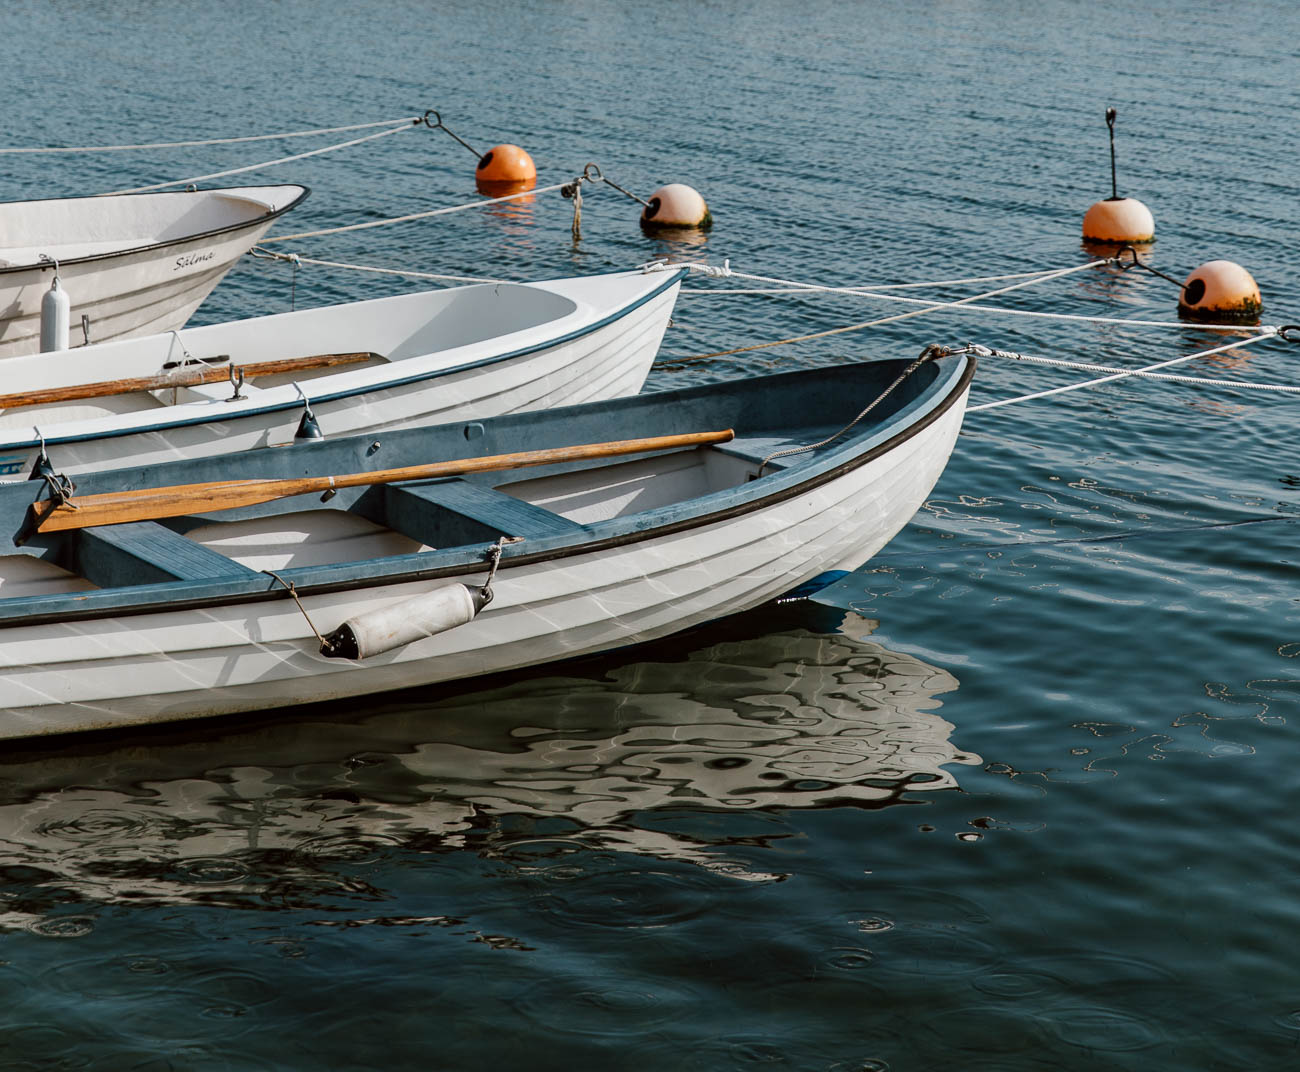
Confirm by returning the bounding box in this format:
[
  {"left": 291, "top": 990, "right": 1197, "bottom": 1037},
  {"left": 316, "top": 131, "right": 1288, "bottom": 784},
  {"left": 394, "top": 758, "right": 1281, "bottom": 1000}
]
[
  {"left": 76, "top": 521, "right": 258, "bottom": 587},
  {"left": 382, "top": 478, "right": 585, "bottom": 547},
  {"left": 712, "top": 436, "right": 800, "bottom": 470}
]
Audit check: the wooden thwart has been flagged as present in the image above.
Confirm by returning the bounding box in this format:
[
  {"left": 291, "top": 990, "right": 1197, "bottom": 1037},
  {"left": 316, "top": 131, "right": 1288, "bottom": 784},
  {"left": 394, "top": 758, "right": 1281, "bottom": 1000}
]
[
  {"left": 27, "top": 429, "right": 736, "bottom": 533},
  {"left": 0, "top": 351, "right": 377, "bottom": 411}
]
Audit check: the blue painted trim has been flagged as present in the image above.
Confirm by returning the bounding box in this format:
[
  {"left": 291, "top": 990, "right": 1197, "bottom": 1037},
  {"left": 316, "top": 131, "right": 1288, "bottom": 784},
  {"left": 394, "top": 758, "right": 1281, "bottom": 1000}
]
[
  {"left": 4, "top": 269, "right": 685, "bottom": 449},
  {"left": 777, "top": 570, "right": 850, "bottom": 601}
]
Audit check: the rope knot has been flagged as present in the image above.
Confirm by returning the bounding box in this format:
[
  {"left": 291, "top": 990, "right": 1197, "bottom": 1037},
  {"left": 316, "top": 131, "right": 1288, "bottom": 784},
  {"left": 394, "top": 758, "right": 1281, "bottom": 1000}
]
[{"left": 687, "top": 260, "right": 732, "bottom": 279}]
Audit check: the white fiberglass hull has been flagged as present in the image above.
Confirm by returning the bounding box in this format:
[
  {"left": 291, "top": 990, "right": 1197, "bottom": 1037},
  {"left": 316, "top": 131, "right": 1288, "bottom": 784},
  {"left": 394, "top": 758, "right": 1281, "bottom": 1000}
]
[
  {"left": 0, "top": 185, "right": 308, "bottom": 358},
  {"left": 0, "top": 391, "right": 967, "bottom": 731},
  {"left": 0, "top": 270, "right": 681, "bottom": 479}
]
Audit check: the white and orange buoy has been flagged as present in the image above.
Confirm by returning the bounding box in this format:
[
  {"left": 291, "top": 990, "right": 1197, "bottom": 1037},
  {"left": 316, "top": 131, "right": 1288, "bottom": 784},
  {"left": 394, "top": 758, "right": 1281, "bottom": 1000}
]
[
  {"left": 640, "top": 183, "right": 712, "bottom": 232},
  {"left": 1177, "top": 260, "right": 1262, "bottom": 323},
  {"left": 1083, "top": 196, "right": 1155, "bottom": 245},
  {"left": 1082, "top": 108, "right": 1154, "bottom": 246},
  {"left": 475, "top": 144, "right": 536, "bottom": 196}
]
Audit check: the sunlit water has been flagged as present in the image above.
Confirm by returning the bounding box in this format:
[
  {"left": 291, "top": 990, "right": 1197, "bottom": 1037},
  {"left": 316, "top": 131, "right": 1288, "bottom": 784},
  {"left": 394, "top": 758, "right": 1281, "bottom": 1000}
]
[{"left": 2, "top": 0, "right": 1299, "bottom": 1068}]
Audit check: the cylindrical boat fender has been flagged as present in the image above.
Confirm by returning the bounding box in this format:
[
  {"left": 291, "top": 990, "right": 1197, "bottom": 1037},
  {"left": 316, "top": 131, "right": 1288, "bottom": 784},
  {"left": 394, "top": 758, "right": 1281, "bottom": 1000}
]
[
  {"left": 320, "top": 583, "right": 488, "bottom": 660},
  {"left": 40, "top": 276, "right": 70, "bottom": 353}
]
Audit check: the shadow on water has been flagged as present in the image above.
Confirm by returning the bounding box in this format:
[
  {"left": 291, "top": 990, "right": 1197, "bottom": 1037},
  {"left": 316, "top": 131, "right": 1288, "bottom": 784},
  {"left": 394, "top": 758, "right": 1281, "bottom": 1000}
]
[{"left": 0, "top": 602, "right": 978, "bottom": 931}]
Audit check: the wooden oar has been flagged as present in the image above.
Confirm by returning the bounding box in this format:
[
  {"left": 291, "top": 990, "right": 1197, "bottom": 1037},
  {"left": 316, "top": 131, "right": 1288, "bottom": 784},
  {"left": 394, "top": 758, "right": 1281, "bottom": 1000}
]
[
  {"left": 0, "top": 351, "right": 378, "bottom": 411},
  {"left": 27, "top": 428, "right": 736, "bottom": 533}
]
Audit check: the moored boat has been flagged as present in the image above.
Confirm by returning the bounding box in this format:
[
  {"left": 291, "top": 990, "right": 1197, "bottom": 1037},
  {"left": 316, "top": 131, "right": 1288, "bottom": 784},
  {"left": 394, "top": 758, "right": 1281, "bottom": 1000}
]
[
  {"left": 0, "top": 267, "right": 683, "bottom": 479},
  {"left": 0, "top": 184, "right": 309, "bottom": 358},
  {"left": 0, "top": 350, "right": 975, "bottom": 734}
]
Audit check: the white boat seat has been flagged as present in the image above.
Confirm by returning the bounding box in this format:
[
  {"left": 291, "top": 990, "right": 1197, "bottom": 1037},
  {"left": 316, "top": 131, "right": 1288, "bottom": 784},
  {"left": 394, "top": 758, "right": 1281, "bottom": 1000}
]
[{"left": 76, "top": 521, "right": 259, "bottom": 586}]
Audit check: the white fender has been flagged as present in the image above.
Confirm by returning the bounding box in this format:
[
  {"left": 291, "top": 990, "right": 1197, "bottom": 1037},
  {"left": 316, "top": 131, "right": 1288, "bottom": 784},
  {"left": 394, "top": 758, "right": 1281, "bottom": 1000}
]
[
  {"left": 40, "top": 277, "right": 70, "bottom": 353},
  {"left": 321, "top": 583, "right": 488, "bottom": 660}
]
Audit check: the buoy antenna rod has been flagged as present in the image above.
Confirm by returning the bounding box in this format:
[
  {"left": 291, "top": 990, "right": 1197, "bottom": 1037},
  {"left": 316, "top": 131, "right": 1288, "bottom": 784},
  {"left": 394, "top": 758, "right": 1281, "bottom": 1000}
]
[{"left": 1105, "top": 107, "right": 1118, "bottom": 200}]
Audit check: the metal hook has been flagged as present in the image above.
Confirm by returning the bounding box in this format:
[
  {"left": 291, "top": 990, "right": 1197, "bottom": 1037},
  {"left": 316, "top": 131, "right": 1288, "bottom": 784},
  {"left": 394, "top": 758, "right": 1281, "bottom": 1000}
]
[
  {"left": 1114, "top": 245, "right": 1141, "bottom": 270},
  {"left": 228, "top": 364, "right": 246, "bottom": 401},
  {"left": 421, "top": 108, "right": 479, "bottom": 157}
]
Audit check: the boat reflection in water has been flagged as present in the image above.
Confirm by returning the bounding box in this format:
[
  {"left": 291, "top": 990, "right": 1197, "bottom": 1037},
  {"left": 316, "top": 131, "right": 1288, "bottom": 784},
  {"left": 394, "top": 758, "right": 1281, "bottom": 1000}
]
[{"left": 0, "top": 608, "right": 978, "bottom": 933}]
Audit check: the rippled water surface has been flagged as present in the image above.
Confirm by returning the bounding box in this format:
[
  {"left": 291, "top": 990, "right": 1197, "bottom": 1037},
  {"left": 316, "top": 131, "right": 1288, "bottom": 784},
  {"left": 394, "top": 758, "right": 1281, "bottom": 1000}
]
[{"left": 2, "top": 1, "right": 1299, "bottom": 1068}]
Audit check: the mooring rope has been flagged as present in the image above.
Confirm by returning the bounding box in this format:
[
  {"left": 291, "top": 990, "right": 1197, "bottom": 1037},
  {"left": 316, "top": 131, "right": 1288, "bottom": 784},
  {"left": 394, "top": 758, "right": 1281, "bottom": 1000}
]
[
  {"left": 0, "top": 116, "right": 423, "bottom": 155},
  {"left": 967, "top": 341, "right": 1300, "bottom": 394},
  {"left": 263, "top": 570, "right": 331, "bottom": 648},
  {"left": 679, "top": 265, "right": 1108, "bottom": 296},
  {"left": 102, "top": 123, "right": 418, "bottom": 196},
  {"left": 757, "top": 343, "right": 958, "bottom": 475},
  {"left": 249, "top": 247, "right": 507, "bottom": 284},
  {"left": 259, "top": 182, "right": 569, "bottom": 243},
  {"left": 649, "top": 261, "right": 1100, "bottom": 367},
  {"left": 967, "top": 332, "right": 1284, "bottom": 412},
  {"left": 654, "top": 260, "right": 1281, "bottom": 334}
]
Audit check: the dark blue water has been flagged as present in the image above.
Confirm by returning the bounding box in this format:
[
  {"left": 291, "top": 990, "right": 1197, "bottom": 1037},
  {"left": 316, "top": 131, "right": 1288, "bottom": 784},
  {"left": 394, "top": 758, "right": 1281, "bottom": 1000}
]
[{"left": 2, "top": 1, "right": 1299, "bottom": 1067}]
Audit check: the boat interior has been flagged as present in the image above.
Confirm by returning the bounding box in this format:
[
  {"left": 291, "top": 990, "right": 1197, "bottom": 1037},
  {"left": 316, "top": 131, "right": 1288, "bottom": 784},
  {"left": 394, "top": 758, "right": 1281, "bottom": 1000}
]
[
  {"left": 0, "top": 434, "right": 804, "bottom": 602},
  {"left": 0, "top": 281, "right": 581, "bottom": 429},
  {"left": 0, "top": 355, "right": 961, "bottom": 612},
  {"left": 0, "top": 186, "right": 305, "bottom": 266}
]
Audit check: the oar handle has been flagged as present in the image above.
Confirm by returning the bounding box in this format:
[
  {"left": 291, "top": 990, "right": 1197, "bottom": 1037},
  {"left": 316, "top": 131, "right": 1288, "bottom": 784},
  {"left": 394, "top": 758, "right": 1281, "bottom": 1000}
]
[{"left": 28, "top": 428, "right": 736, "bottom": 534}]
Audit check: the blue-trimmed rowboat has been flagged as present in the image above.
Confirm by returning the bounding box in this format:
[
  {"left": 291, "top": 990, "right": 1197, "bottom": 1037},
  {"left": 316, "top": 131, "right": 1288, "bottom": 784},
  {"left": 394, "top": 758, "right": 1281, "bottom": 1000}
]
[
  {"left": 0, "top": 184, "right": 310, "bottom": 359},
  {"left": 0, "top": 267, "right": 683, "bottom": 479},
  {"left": 0, "top": 351, "right": 974, "bottom": 735}
]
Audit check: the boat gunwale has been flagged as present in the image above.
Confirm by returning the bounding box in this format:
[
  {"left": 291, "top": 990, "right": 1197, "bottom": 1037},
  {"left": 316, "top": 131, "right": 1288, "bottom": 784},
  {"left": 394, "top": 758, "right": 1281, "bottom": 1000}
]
[
  {"left": 0, "top": 355, "right": 975, "bottom": 629},
  {"left": 0, "top": 184, "right": 312, "bottom": 276},
  {"left": 0, "top": 269, "right": 685, "bottom": 450}
]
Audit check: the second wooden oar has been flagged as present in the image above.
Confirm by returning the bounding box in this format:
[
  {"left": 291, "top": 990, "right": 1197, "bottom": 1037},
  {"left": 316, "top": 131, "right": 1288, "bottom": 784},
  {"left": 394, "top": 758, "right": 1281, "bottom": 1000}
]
[
  {"left": 0, "top": 351, "right": 377, "bottom": 411},
  {"left": 28, "top": 429, "right": 736, "bottom": 533}
]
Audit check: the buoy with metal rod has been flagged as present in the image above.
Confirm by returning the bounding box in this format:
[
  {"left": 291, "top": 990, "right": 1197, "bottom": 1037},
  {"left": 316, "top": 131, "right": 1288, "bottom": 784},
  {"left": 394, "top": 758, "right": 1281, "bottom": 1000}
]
[
  {"left": 1082, "top": 108, "right": 1154, "bottom": 246},
  {"left": 641, "top": 183, "right": 712, "bottom": 232},
  {"left": 1117, "top": 246, "right": 1264, "bottom": 325},
  {"left": 421, "top": 111, "right": 537, "bottom": 196},
  {"left": 1177, "top": 259, "right": 1262, "bottom": 324},
  {"left": 38, "top": 256, "right": 70, "bottom": 353}
]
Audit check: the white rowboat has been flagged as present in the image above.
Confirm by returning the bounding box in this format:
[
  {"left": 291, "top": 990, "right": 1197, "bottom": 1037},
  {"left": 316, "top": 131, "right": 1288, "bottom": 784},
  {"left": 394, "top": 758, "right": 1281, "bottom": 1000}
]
[
  {"left": 0, "top": 268, "right": 683, "bottom": 479},
  {"left": 0, "top": 352, "right": 975, "bottom": 735},
  {"left": 0, "top": 184, "right": 309, "bottom": 358}
]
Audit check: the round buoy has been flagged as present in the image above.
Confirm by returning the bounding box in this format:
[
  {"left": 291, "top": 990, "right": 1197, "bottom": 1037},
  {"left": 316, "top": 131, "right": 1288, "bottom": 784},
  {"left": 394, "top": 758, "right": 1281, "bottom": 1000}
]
[
  {"left": 1177, "top": 260, "right": 1262, "bottom": 324},
  {"left": 475, "top": 144, "right": 536, "bottom": 195},
  {"left": 1082, "top": 197, "right": 1155, "bottom": 245},
  {"left": 641, "top": 183, "right": 712, "bottom": 232}
]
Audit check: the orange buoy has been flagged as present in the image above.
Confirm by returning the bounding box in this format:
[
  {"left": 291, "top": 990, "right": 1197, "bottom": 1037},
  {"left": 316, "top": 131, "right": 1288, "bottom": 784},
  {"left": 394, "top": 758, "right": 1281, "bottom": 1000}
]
[
  {"left": 1177, "top": 260, "right": 1262, "bottom": 324},
  {"left": 1082, "top": 197, "right": 1155, "bottom": 245},
  {"left": 1082, "top": 108, "right": 1154, "bottom": 247},
  {"left": 475, "top": 144, "right": 536, "bottom": 195},
  {"left": 640, "top": 183, "right": 712, "bottom": 232}
]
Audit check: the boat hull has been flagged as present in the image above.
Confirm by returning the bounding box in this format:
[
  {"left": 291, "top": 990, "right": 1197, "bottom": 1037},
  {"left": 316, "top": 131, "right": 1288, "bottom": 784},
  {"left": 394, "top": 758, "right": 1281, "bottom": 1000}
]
[
  {"left": 0, "top": 185, "right": 308, "bottom": 358},
  {"left": 0, "top": 365, "right": 970, "bottom": 732},
  {"left": 0, "top": 270, "right": 682, "bottom": 478}
]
